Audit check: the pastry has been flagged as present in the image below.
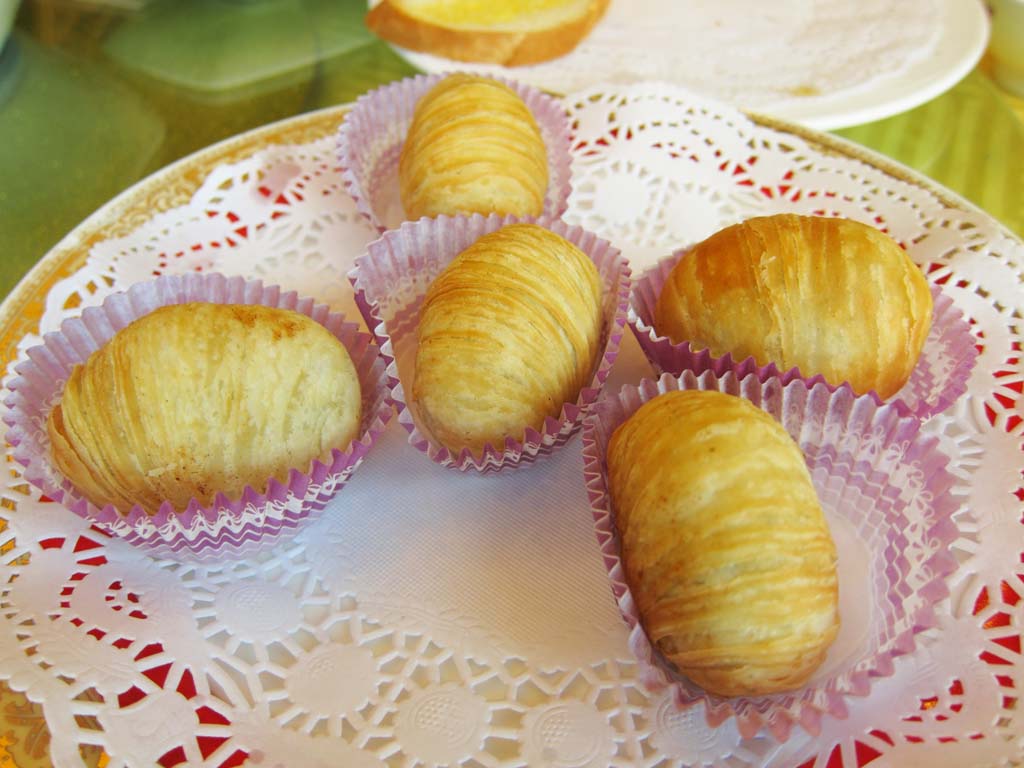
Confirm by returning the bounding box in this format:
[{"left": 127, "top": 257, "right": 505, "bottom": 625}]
[
  {"left": 48, "top": 303, "right": 362, "bottom": 514},
  {"left": 653, "top": 214, "right": 933, "bottom": 398},
  {"left": 414, "top": 223, "right": 603, "bottom": 455},
  {"left": 399, "top": 74, "right": 548, "bottom": 220},
  {"left": 366, "top": 0, "right": 610, "bottom": 66},
  {"left": 607, "top": 389, "right": 839, "bottom": 697}
]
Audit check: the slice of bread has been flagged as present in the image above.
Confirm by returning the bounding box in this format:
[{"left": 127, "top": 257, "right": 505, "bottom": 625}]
[{"left": 366, "top": 0, "right": 610, "bottom": 66}]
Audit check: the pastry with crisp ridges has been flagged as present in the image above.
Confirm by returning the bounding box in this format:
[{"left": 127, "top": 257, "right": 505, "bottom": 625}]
[
  {"left": 607, "top": 389, "right": 839, "bottom": 697},
  {"left": 654, "top": 214, "right": 933, "bottom": 398},
  {"left": 48, "top": 303, "right": 362, "bottom": 515},
  {"left": 414, "top": 223, "right": 603, "bottom": 455},
  {"left": 399, "top": 74, "right": 548, "bottom": 220}
]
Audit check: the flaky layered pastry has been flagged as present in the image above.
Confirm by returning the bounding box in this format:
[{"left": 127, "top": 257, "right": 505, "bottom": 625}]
[
  {"left": 607, "top": 390, "right": 839, "bottom": 697},
  {"left": 48, "top": 303, "right": 362, "bottom": 515},
  {"left": 413, "top": 223, "right": 603, "bottom": 455},
  {"left": 399, "top": 74, "right": 548, "bottom": 220},
  {"left": 654, "top": 214, "right": 933, "bottom": 398}
]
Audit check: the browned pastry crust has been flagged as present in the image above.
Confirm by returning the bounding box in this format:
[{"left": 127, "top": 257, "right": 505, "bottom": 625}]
[
  {"left": 654, "top": 214, "right": 933, "bottom": 398},
  {"left": 48, "top": 303, "right": 362, "bottom": 514},
  {"left": 607, "top": 389, "right": 840, "bottom": 697},
  {"left": 413, "top": 223, "right": 603, "bottom": 456},
  {"left": 366, "top": 0, "right": 610, "bottom": 66},
  {"left": 399, "top": 74, "right": 548, "bottom": 220}
]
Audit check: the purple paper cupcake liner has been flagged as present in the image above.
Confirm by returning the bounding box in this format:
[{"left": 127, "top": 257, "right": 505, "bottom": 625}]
[
  {"left": 581, "top": 370, "right": 960, "bottom": 741},
  {"left": 349, "top": 213, "right": 631, "bottom": 472},
  {"left": 628, "top": 249, "right": 978, "bottom": 419},
  {"left": 3, "top": 273, "right": 393, "bottom": 562},
  {"left": 337, "top": 72, "right": 573, "bottom": 232}
]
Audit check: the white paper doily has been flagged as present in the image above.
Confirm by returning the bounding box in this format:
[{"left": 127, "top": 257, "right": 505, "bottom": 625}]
[
  {"left": 383, "top": 0, "right": 990, "bottom": 130},
  {"left": 1, "top": 82, "right": 1023, "bottom": 767}
]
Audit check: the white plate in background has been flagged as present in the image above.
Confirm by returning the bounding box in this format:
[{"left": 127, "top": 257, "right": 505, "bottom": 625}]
[{"left": 382, "top": 0, "right": 990, "bottom": 130}]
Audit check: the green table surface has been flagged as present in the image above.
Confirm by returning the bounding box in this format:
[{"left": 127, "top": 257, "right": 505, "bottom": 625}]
[
  {"left": 0, "top": 1, "right": 1022, "bottom": 765},
  {"left": 2, "top": 0, "right": 1023, "bottom": 308}
]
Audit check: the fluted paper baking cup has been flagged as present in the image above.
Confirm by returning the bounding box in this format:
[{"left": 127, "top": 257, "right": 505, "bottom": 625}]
[
  {"left": 581, "top": 370, "right": 959, "bottom": 742},
  {"left": 337, "top": 72, "right": 573, "bottom": 231},
  {"left": 629, "top": 250, "right": 978, "bottom": 419},
  {"left": 349, "top": 213, "right": 630, "bottom": 472},
  {"left": 3, "top": 273, "right": 392, "bottom": 562}
]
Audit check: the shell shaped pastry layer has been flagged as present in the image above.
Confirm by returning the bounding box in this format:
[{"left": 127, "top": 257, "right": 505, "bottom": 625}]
[
  {"left": 399, "top": 74, "right": 548, "bottom": 220},
  {"left": 607, "top": 389, "right": 839, "bottom": 697},
  {"left": 47, "top": 303, "right": 362, "bottom": 515},
  {"left": 414, "top": 223, "right": 603, "bottom": 456},
  {"left": 654, "top": 214, "right": 933, "bottom": 398}
]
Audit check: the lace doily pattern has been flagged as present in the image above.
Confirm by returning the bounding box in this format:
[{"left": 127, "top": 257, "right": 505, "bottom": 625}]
[{"left": 0, "top": 83, "right": 1022, "bottom": 766}]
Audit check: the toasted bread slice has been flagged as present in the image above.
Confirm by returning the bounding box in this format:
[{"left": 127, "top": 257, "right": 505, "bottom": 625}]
[{"left": 366, "top": 0, "right": 610, "bottom": 66}]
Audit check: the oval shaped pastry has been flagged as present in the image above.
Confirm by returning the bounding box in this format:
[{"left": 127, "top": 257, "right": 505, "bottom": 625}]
[
  {"left": 414, "top": 223, "right": 603, "bottom": 456},
  {"left": 47, "top": 303, "right": 362, "bottom": 515},
  {"left": 654, "top": 214, "right": 933, "bottom": 398},
  {"left": 399, "top": 74, "right": 548, "bottom": 220},
  {"left": 607, "top": 389, "right": 839, "bottom": 697}
]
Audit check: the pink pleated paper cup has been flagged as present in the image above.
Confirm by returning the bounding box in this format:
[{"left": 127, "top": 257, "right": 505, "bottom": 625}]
[
  {"left": 336, "top": 72, "right": 572, "bottom": 231},
  {"left": 581, "top": 370, "right": 959, "bottom": 742},
  {"left": 3, "top": 273, "right": 393, "bottom": 562},
  {"left": 629, "top": 250, "right": 978, "bottom": 419},
  {"left": 349, "top": 213, "right": 631, "bottom": 472}
]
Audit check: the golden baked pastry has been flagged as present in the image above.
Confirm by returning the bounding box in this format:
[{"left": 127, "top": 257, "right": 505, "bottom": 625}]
[
  {"left": 607, "top": 389, "right": 839, "bottom": 697},
  {"left": 399, "top": 74, "right": 548, "bottom": 220},
  {"left": 48, "top": 303, "right": 362, "bottom": 514},
  {"left": 414, "top": 223, "right": 603, "bottom": 455},
  {"left": 366, "top": 0, "right": 610, "bottom": 66},
  {"left": 654, "top": 214, "right": 933, "bottom": 398}
]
